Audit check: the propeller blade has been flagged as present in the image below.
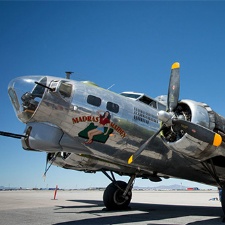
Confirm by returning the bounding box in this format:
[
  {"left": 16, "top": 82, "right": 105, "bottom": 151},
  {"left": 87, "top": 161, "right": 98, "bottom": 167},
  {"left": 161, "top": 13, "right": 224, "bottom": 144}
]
[
  {"left": 167, "top": 62, "right": 180, "bottom": 112},
  {"left": 128, "top": 126, "right": 165, "bottom": 164},
  {"left": 173, "top": 119, "right": 222, "bottom": 147},
  {"left": 128, "top": 62, "right": 180, "bottom": 165}
]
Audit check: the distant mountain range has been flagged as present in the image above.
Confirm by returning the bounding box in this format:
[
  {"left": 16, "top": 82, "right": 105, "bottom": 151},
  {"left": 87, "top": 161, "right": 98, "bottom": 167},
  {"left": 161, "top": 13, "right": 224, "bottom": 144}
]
[
  {"left": 0, "top": 184, "right": 208, "bottom": 191},
  {"left": 134, "top": 184, "right": 190, "bottom": 190},
  {"left": 0, "top": 186, "right": 20, "bottom": 190}
]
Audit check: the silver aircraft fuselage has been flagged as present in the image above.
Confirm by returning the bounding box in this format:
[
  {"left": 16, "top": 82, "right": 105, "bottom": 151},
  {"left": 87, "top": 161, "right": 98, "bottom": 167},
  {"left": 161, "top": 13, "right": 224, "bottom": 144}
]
[{"left": 8, "top": 75, "right": 225, "bottom": 187}]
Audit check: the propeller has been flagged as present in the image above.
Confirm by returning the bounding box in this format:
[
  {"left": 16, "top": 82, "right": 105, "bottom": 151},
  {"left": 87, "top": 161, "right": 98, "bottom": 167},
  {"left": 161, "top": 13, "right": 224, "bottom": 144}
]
[
  {"left": 128, "top": 125, "right": 166, "bottom": 164},
  {"left": 128, "top": 62, "right": 222, "bottom": 165},
  {"left": 172, "top": 119, "right": 222, "bottom": 147},
  {"left": 167, "top": 62, "right": 180, "bottom": 112}
]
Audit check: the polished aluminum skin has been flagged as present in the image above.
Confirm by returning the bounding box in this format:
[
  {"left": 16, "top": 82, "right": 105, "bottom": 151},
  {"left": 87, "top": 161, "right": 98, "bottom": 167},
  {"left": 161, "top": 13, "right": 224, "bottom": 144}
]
[{"left": 8, "top": 75, "right": 225, "bottom": 186}]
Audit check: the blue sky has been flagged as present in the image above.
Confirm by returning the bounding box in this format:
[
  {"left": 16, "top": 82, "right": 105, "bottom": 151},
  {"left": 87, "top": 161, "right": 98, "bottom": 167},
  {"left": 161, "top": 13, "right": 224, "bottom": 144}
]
[{"left": 1, "top": 1, "right": 225, "bottom": 189}]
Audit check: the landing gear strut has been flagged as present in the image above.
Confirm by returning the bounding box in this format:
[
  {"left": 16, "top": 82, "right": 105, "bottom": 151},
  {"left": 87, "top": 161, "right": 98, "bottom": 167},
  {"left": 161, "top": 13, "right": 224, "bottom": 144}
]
[
  {"left": 201, "top": 160, "right": 225, "bottom": 219},
  {"left": 102, "top": 170, "right": 135, "bottom": 210}
]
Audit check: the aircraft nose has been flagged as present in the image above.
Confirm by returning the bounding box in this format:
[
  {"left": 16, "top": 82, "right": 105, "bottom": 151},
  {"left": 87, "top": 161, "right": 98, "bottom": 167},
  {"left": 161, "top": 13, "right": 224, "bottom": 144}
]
[{"left": 8, "top": 76, "right": 47, "bottom": 123}]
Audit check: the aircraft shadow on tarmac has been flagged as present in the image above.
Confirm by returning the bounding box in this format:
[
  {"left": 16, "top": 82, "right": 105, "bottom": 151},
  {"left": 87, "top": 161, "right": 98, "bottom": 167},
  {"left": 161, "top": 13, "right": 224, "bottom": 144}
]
[{"left": 53, "top": 199, "right": 224, "bottom": 225}]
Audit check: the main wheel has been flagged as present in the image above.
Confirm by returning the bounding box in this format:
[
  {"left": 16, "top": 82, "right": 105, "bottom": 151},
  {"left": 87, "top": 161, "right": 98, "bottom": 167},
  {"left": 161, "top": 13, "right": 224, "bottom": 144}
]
[
  {"left": 103, "top": 181, "right": 132, "bottom": 210},
  {"left": 221, "top": 187, "right": 225, "bottom": 215}
]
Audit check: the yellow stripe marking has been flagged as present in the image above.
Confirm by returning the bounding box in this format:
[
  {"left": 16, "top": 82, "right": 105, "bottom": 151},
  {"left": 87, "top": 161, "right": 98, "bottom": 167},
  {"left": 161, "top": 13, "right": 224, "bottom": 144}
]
[
  {"left": 171, "top": 62, "right": 180, "bottom": 69},
  {"left": 128, "top": 155, "right": 133, "bottom": 164},
  {"left": 213, "top": 133, "right": 222, "bottom": 147}
]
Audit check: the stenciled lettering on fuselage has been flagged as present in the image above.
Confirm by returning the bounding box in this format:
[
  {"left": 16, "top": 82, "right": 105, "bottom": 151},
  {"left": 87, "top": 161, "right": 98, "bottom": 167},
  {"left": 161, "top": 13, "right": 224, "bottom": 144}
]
[
  {"left": 72, "top": 115, "right": 126, "bottom": 144},
  {"left": 133, "top": 107, "right": 158, "bottom": 124}
]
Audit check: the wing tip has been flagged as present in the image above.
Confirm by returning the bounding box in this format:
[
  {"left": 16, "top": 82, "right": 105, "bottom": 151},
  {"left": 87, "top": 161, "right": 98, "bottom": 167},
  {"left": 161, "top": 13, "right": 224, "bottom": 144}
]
[{"left": 171, "top": 62, "right": 180, "bottom": 69}]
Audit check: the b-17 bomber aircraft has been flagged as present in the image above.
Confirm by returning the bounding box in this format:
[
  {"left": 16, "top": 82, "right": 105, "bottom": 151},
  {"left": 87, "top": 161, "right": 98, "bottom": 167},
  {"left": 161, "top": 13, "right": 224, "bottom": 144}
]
[{"left": 2, "top": 62, "right": 225, "bottom": 215}]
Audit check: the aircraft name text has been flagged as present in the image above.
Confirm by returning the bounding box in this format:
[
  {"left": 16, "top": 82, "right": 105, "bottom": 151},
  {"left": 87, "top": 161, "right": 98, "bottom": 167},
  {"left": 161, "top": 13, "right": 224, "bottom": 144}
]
[{"left": 72, "top": 116, "right": 126, "bottom": 138}]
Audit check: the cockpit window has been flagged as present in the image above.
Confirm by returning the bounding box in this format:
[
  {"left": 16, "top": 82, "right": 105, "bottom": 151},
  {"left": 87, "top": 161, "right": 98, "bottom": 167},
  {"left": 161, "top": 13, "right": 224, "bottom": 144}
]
[
  {"left": 138, "top": 96, "right": 157, "bottom": 109},
  {"left": 120, "top": 93, "right": 141, "bottom": 99},
  {"left": 121, "top": 92, "right": 157, "bottom": 109}
]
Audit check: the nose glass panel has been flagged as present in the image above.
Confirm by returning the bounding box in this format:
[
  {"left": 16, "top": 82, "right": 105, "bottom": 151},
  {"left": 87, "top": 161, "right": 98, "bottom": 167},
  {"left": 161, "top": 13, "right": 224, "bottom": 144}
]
[{"left": 8, "top": 76, "right": 47, "bottom": 123}]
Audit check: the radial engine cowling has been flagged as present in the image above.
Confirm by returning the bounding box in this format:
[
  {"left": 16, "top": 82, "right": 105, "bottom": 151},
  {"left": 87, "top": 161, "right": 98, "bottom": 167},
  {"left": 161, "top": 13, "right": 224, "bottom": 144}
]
[{"left": 161, "top": 99, "right": 225, "bottom": 161}]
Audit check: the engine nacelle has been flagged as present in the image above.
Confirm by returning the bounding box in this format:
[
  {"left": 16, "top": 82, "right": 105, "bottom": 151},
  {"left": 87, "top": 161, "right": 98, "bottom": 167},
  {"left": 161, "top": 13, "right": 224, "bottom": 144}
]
[
  {"left": 21, "top": 122, "right": 90, "bottom": 154},
  {"left": 21, "top": 122, "right": 63, "bottom": 152},
  {"left": 161, "top": 100, "right": 225, "bottom": 161}
]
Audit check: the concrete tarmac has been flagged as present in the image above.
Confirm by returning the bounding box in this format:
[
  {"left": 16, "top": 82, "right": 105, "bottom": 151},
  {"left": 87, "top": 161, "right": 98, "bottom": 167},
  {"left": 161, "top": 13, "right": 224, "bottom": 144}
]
[{"left": 0, "top": 190, "right": 224, "bottom": 225}]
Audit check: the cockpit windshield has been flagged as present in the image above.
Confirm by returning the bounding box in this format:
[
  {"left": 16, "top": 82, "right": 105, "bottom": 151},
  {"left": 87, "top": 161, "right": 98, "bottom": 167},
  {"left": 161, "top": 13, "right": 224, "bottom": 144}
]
[
  {"left": 120, "top": 92, "right": 142, "bottom": 99},
  {"left": 8, "top": 76, "right": 47, "bottom": 122}
]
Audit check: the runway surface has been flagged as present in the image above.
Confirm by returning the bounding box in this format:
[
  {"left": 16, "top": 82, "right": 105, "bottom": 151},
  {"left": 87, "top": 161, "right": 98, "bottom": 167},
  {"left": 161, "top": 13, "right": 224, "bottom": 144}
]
[{"left": 0, "top": 189, "right": 224, "bottom": 225}]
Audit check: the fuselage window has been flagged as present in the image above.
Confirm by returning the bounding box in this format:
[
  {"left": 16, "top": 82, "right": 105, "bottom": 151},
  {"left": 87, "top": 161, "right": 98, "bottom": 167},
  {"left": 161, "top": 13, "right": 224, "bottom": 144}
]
[
  {"left": 87, "top": 95, "right": 101, "bottom": 107},
  {"left": 106, "top": 102, "right": 119, "bottom": 113},
  {"left": 59, "top": 81, "right": 72, "bottom": 98}
]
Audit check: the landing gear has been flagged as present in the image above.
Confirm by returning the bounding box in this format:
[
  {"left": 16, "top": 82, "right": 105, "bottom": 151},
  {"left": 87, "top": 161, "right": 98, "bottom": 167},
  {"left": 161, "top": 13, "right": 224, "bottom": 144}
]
[
  {"left": 220, "top": 187, "right": 225, "bottom": 215},
  {"left": 219, "top": 187, "right": 225, "bottom": 222},
  {"left": 103, "top": 181, "right": 132, "bottom": 210},
  {"left": 102, "top": 170, "right": 135, "bottom": 210},
  {"left": 201, "top": 160, "right": 225, "bottom": 219}
]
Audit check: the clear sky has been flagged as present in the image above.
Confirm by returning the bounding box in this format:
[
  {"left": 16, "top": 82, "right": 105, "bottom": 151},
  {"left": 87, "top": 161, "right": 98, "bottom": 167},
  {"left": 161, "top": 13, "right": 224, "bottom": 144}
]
[{"left": 1, "top": 1, "right": 225, "bottom": 190}]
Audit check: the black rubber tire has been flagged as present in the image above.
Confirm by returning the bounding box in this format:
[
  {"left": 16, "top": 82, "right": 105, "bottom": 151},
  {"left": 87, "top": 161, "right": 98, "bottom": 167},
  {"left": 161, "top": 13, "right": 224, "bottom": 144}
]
[
  {"left": 103, "top": 181, "right": 132, "bottom": 210},
  {"left": 221, "top": 187, "right": 225, "bottom": 215}
]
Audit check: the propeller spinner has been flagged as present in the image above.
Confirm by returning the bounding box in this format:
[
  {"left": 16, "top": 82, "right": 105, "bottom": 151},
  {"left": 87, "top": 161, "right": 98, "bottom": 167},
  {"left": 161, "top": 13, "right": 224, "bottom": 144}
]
[{"left": 128, "top": 62, "right": 222, "bottom": 165}]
